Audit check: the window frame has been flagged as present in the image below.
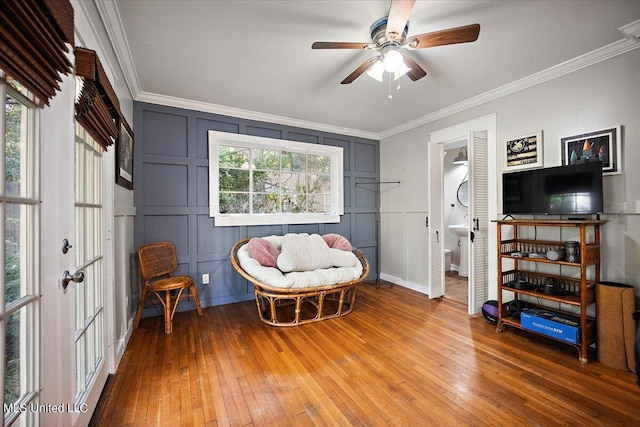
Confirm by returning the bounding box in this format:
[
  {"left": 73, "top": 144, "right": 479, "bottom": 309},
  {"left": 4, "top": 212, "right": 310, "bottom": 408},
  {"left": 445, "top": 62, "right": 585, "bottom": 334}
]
[{"left": 209, "top": 131, "right": 344, "bottom": 227}]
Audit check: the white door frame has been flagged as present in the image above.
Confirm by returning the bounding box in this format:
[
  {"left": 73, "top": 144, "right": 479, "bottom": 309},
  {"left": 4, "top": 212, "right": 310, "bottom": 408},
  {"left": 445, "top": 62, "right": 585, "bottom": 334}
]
[{"left": 428, "top": 114, "right": 499, "bottom": 312}]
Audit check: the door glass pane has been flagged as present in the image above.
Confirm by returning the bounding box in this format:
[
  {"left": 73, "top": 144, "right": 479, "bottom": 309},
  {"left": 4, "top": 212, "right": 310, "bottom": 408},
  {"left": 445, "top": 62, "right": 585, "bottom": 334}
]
[
  {"left": 4, "top": 309, "right": 23, "bottom": 406},
  {"left": 5, "top": 204, "right": 35, "bottom": 305},
  {"left": 74, "top": 119, "right": 104, "bottom": 405},
  {"left": 2, "top": 82, "right": 39, "bottom": 425},
  {"left": 5, "top": 93, "right": 31, "bottom": 198}
]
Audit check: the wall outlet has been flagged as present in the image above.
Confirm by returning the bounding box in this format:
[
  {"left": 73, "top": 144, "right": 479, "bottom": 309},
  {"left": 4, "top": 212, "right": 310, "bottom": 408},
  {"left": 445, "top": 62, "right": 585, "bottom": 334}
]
[{"left": 202, "top": 273, "right": 210, "bottom": 285}]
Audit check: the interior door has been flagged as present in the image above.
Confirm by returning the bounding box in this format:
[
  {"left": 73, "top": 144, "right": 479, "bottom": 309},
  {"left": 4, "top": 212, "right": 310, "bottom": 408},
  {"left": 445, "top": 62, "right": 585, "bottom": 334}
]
[
  {"left": 468, "top": 130, "right": 489, "bottom": 314},
  {"left": 39, "top": 73, "right": 109, "bottom": 426},
  {"left": 427, "top": 142, "right": 444, "bottom": 298}
]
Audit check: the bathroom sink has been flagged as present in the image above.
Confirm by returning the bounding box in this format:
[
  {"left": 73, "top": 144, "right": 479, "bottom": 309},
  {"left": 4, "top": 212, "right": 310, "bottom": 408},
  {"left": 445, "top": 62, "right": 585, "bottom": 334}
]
[
  {"left": 447, "top": 224, "right": 469, "bottom": 277},
  {"left": 448, "top": 224, "right": 469, "bottom": 237}
]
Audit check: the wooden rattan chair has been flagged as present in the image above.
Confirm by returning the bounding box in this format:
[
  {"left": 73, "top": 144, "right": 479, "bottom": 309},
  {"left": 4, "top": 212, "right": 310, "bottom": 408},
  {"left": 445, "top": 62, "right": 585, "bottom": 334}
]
[
  {"left": 230, "top": 238, "right": 370, "bottom": 326},
  {"left": 134, "top": 241, "right": 203, "bottom": 334}
]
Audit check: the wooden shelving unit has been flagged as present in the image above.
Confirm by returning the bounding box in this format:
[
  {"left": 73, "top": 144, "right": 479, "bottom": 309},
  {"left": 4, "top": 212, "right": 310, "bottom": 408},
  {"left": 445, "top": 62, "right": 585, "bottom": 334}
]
[{"left": 494, "top": 219, "right": 606, "bottom": 363}]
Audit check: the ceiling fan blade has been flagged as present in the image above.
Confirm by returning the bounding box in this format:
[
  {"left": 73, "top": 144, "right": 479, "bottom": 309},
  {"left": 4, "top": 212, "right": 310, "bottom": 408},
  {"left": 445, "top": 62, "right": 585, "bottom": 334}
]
[
  {"left": 400, "top": 52, "right": 427, "bottom": 81},
  {"left": 386, "top": 0, "right": 415, "bottom": 42},
  {"left": 407, "top": 23, "right": 481, "bottom": 49},
  {"left": 312, "top": 42, "right": 372, "bottom": 49},
  {"left": 341, "top": 57, "right": 378, "bottom": 84}
]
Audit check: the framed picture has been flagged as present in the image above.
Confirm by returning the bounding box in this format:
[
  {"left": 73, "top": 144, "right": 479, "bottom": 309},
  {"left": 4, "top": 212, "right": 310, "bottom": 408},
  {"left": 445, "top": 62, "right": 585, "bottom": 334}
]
[
  {"left": 504, "top": 131, "right": 543, "bottom": 171},
  {"left": 116, "top": 118, "right": 134, "bottom": 189},
  {"left": 561, "top": 125, "right": 621, "bottom": 175}
]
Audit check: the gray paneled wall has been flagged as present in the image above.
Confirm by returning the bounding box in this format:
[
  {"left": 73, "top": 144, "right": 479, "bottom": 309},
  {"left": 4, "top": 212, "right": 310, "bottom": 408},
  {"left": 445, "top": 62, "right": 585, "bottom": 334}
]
[{"left": 133, "top": 102, "right": 379, "bottom": 313}]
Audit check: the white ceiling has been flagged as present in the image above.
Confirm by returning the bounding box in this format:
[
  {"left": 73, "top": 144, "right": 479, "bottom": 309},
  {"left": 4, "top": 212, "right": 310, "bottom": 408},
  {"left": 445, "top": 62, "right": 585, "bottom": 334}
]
[{"left": 103, "top": 0, "right": 640, "bottom": 139}]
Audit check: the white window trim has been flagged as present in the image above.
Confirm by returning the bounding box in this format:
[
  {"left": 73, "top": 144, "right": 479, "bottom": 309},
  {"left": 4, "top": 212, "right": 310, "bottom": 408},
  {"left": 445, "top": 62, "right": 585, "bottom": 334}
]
[{"left": 209, "top": 131, "right": 344, "bottom": 227}]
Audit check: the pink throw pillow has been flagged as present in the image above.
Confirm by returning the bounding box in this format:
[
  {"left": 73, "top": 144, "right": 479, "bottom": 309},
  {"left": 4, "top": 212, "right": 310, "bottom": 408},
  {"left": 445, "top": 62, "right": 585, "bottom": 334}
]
[
  {"left": 322, "top": 233, "right": 352, "bottom": 252},
  {"left": 247, "top": 238, "right": 280, "bottom": 268}
]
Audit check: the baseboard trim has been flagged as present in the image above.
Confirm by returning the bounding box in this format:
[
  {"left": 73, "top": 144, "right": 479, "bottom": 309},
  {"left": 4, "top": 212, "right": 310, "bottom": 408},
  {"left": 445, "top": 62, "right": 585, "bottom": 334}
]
[{"left": 379, "top": 273, "right": 429, "bottom": 296}]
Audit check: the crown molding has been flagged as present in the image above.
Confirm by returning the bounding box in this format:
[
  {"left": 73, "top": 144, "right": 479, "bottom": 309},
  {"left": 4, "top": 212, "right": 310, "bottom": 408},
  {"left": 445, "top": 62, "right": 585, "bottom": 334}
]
[
  {"left": 94, "top": 0, "right": 142, "bottom": 99},
  {"left": 136, "top": 92, "right": 379, "bottom": 140},
  {"left": 619, "top": 19, "right": 640, "bottom": 41},
  {"left": 98, "top": 5, "right": 639, "bottom": 142},
  {"left": 378, "top": 35, "right": 640, "bottom": 140}
]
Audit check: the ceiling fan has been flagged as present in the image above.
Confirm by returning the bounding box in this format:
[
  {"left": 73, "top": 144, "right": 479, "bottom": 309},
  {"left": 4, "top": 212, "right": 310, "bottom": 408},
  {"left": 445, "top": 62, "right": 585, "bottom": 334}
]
[{"left": 312, "top": 0, "right": 480, "bottom": 84}]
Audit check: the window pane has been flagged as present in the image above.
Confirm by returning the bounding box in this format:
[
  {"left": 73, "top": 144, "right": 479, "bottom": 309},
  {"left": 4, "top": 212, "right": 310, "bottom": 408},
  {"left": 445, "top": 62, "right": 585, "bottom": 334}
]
[
  {"left": 282, "top": 152, "right": 305, "bottom": 172},
  {"left": 282, "top": 194, "right": 307, "bottom": 213},
  {"left": 307, "top": 174, "right": 331, "bottom": 194},
  {"left": 219, "top": 168, "right": 249, "bottom": 192},
  {"left": 309, "top": 193, "right": 331, "bottom": 213},
  {"left": 253, "top": 148, "right": 280, "bottom": 171},
  {"left": 5, "top": 204, "right": 34, "bottom": 304},
  {"left": 280, "top": 172, "right": 306, "bottom": 193},
  {"left": 253, "top": 193, "right": 281, "bottom": 213},
  {"left": 219, "top": 145, "right": 249, "bottom": 169},
  {"left": 219, "top": 192, "right": 249, "bottom": 214},
  {"left": 5, "top": 93, "right": 29, "bottom": 198},
  {"left": 307, "top": 154, "right": 331, "bottom": 174},
  {"left": 253, "top": 171, "right": 280, "bottom": 192}
]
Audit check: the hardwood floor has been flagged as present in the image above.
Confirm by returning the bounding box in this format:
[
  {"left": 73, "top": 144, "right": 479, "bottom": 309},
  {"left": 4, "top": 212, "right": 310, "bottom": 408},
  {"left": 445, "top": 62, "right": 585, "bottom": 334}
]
[
  {"left": 444, "top": 270, "right": 468, "bottom": 305},
  {"left": 91, "top": 282, "right": 640, "bottom": 426}
]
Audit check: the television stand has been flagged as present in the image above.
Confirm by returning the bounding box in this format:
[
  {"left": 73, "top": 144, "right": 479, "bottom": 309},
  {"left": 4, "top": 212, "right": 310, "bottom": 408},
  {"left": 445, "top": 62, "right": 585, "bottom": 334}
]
[{"left": 494, "top": 218, "right": 606, "bottom": 363}]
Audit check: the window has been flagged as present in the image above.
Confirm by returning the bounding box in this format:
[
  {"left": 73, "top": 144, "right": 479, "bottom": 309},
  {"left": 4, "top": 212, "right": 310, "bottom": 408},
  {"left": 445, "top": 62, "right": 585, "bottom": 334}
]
[{"left": 209, "top": 131, "right": 344, "bottom": 226}]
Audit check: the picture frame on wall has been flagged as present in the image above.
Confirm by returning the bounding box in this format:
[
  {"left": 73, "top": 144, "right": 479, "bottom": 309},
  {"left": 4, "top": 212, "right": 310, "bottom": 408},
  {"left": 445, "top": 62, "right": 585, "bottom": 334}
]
[
  {"left": 561, "top": 125, "right": 621, "bottom": 175},
  {"left": 116, "top": 118, "right": 134, "bottom": 189},
  {"left": 504, "top": 131, "right": 543, "bottom": 171}
]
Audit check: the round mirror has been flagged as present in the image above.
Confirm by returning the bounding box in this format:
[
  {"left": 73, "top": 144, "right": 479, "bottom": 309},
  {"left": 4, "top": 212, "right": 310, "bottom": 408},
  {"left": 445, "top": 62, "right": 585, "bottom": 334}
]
[{"left": 457, "top": 180, "right": 469, "bottom": 207}]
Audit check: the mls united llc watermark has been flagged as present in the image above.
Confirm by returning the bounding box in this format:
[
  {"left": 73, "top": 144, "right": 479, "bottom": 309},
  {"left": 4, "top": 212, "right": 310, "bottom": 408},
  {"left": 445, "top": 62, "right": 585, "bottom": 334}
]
[{"left": 4, "top": 402, "right": 88, "bottom": 414}]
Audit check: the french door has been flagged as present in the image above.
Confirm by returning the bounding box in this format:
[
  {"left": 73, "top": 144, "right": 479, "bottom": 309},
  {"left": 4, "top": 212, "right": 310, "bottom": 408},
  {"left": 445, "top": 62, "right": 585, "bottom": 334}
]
[
  {"left": 40, "top": 74, "right": 110, "bottom": 426},
  {"left": 1, "top": 76, "right": 41, "bottom": 426},
  {"left": 0, "top": 68, "right": 110, "bottom": 425}
]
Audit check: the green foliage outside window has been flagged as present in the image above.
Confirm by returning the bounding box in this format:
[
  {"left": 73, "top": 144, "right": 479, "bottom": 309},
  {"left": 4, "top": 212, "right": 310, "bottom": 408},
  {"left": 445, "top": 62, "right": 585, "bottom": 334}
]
[
  {"left": 218, "top": 145, "right": 331, "bottom": 215},
  {"left": 4, "top": 93, "right": 22, "bottom": 404}
]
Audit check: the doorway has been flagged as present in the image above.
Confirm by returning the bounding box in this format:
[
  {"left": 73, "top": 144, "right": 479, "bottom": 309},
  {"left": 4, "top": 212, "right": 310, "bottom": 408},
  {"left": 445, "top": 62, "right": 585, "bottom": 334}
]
[
  {"left": 428, "top": 114, "right": 497, "bottom": 314},
  {"left": 443, "top": 142, "right": 469, "bottom": 305}
]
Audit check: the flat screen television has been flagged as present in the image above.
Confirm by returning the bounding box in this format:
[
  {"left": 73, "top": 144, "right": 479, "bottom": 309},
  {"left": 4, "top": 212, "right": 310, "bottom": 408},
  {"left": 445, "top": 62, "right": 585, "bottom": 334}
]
[{"left": 502, "top": 162, "right": 603, "bottom": 215}]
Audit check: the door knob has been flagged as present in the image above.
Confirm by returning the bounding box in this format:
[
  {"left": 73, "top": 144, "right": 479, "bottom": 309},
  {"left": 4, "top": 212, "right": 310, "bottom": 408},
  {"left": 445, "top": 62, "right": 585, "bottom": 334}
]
[
  {"left": 62, "top": 238, "right": 73, "bottom": 254},
  {"left": 62, "top": 270, "right": 85, "bottom": 290}
]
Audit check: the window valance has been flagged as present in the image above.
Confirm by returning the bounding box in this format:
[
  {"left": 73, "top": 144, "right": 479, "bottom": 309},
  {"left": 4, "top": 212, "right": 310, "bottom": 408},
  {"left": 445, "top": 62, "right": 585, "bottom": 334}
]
[
  {"left": 75, "top": 47, "right": 122, "bottom": 150},
  {"left": 0, "top": 0, "right": 74, "bottom": 107}
]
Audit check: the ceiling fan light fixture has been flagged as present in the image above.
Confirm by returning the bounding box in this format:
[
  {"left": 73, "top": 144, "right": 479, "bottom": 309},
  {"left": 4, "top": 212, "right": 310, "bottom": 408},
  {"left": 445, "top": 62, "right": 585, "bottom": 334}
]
[
  {"left": 382, "top": 48, "right": 404, "bottom": 72},
  {"left": 393, "top": 62, "right": 411, "bottom": 80},
  {"left": 366, "top": 60, "right": 384, "bottom": 82}
]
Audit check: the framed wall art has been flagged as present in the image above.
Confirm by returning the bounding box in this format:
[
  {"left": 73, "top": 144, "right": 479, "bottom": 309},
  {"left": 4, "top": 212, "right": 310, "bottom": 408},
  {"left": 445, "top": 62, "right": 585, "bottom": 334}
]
[
  {"left": 116, "top": 118, "right": 134, "bottom": 189},
  {"left": 504, "top": 131, "right": 543, "bottom": 171},
  {"left": 561, "top": 125, "right": 621, "bottom": 175}
]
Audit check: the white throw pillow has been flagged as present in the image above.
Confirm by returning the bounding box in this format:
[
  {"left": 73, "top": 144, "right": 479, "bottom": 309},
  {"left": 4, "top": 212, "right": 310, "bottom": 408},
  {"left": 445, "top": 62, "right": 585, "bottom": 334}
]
[{"left": 277, "top": 233, "right": 357, "bottom": 273}]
